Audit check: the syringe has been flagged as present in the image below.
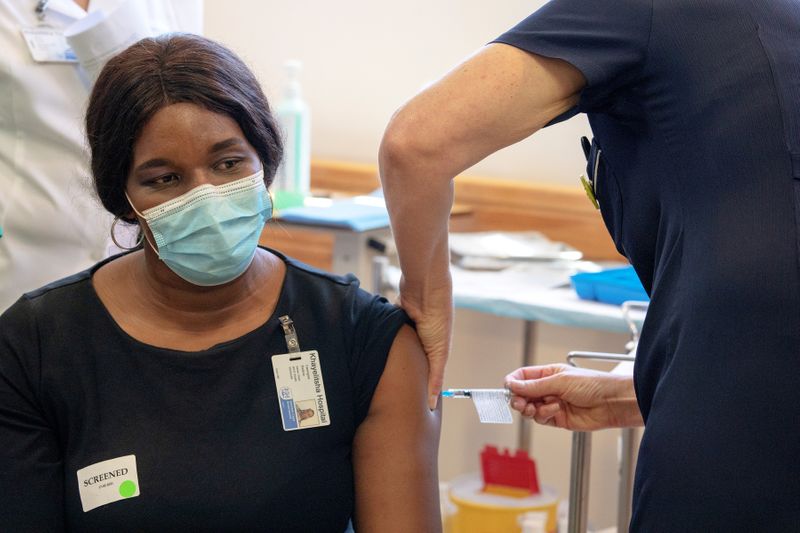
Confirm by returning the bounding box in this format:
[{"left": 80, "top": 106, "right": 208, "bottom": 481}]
[
  {"left": 442, "top": 388, "right": 511, "bottom": 399},
  {"left": 441, "top": 388, "right": 513, "bottom": 424}
]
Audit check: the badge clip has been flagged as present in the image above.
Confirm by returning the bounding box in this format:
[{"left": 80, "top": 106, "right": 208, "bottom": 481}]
[
  {"left": 579, "top": 136, "right": 601, "bottom": 210},
  {"left": 580, "top": 174, "right": 599, "bottom": 210},
  {"left": 35, "top": 0, "right": 50, "bottom": 20},
  {"left": 278, "top": 315, "right": 301, "bottom": 353}
]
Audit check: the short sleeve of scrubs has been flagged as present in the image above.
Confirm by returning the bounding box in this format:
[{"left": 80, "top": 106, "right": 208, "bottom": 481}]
[{"left": 492, "top": 0, "right": 653, "bottom": 113}]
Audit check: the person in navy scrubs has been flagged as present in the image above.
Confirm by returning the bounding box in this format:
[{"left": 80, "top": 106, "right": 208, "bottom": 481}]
[{"left": 379, "top": 0, "right": 800, "bottom": 529}]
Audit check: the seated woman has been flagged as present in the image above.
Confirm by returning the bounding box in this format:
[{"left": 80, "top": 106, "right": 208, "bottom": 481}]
[{"left": 0, "top": 34, "right": 441, "bottom": 532}]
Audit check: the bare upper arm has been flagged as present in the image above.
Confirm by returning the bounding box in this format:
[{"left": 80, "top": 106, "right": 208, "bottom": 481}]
[
  {"left": 352, "top": 324, "right": 442, "bottom": 532},
  {"left": 381, "top": 42, "right": 587, "bottom": 178}
]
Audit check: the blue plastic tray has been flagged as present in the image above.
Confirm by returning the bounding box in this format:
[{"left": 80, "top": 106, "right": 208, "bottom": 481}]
[{"left": 570, "top": 266, "right": 649, "bottom": 305}]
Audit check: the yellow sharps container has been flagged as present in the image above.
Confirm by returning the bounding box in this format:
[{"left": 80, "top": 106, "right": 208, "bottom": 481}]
[{"left": 449, "top": 473, "right": 558, "bottom": 533}]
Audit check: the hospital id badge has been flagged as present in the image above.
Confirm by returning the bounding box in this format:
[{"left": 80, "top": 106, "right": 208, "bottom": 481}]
[
  {"left": 272, "top": 350, "right": 331, "bottom": 431},
  {"left": 21, "top": 27, "right": 78, "bottom": 63}
]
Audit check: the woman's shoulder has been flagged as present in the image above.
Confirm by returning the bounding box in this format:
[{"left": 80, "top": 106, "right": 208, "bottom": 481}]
[
  {"left": 0, "top": 268, "right": 97, "bottom": 387},
  {"left": 6, "top": 269, "right": 94, "bottom": 317},
  {"left": 0, "top": 251, "right": 124, "bottom": 327}
]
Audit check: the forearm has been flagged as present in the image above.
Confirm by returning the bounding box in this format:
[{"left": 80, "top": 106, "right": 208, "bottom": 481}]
[{"left": 379, "top": 114, "right": 455, "bottom": 314}]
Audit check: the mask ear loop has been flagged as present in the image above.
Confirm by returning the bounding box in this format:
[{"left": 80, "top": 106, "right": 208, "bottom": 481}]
[{"left": 124, "top": 191, "right": 160, "bottom": 257}]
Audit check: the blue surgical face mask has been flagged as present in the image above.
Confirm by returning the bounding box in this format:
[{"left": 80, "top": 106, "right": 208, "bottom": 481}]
[{"left": 127, "top": 170, "right": 272, "bottom": 286}]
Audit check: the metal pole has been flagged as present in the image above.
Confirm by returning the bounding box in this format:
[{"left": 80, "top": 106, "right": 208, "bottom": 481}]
[
  {"left": 617, "top": 427, "right": 637, "bottom": 531},
  {"left": 568, "top": 431, "right": 591, "bottom": 533},
  {"left": 518, "top": 320, "right": 536, "bottom": 452},
  {"left": 565, "top": 351, "right": 635, "bottom": 533}
]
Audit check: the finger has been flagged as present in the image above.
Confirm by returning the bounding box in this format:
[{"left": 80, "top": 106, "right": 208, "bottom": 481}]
[
  {"left": 504, "top": 368, "right": 527, "bottom": 382},
  {"left": 551, "top": 410, "right": 570, "bottom": 429},
  {"left": 510, "top": 396, "right": 527, "bottom": 412},
  {"left": 534, "top": 408, "right": 560, "bottom": 426},
  {"left": 507, "top": 364, "right": 568, "bottom": 383},
  {"left": 506, "top": 374, "right": 561, "bottom": 400},
  {"left": 523, "top": 403, "right": 537, "bottom": 418},
  {"left": 504, "top": 366, "right": 547, "bottom": 383},
  {"left": 427, "top": 355, "right": 447, "bottom": 410},
  {"left": 531, "top": 400, "right": 551, "bottom": 424},
  {"left": 537, "top": 402, "right": 561, "bottom": 419}
]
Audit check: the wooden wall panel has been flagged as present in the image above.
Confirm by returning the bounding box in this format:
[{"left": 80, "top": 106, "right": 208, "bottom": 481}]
[
  {"left": 451, "top": 175, "right": 623, "bottom": 260},
  {"left": 260, "top": 222, "right": 335, "bottom": 271},
  {"left": 311, "top": 159, "right": 380, "bottom": 195}
]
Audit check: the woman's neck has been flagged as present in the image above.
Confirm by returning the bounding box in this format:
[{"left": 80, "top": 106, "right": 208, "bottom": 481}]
[
  {"left": 133, "top": 248, "right": 277, "bottom": 324},
  {"left": 92, "top": 247, "right": 285, "bottom": 352}
]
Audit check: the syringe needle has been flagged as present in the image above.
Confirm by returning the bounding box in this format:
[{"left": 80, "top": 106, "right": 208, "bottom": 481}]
[{"left": 442, "top": 389, "right": 471, "bottom": 398}]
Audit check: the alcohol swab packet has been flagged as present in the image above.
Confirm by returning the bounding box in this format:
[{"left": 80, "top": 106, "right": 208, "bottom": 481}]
[{"left": 442, "top": 388, "right": 513, "bottom": 424}]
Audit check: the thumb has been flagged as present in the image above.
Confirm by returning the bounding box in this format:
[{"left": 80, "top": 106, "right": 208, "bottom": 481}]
[
  {"left": 506, "top": 375, "right": 561, "bottom": 401},
  {"left": 427, "top": 354, "right": 446, "bottom": 410}
]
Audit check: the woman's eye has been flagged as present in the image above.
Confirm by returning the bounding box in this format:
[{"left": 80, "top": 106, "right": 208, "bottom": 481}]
[
  {"left": 147, "top": 174, "right": 178, "bottom": 186},
  {"left": 217, "top": 159, "right": 241, "bottom": 171}
]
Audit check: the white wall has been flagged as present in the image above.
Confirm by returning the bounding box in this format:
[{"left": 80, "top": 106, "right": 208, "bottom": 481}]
[{"left": 204, "top": 0, "right": 592, "bottom": 185}]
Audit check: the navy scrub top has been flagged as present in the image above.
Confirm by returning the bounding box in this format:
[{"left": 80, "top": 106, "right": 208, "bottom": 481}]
[{"left": 495, "top": 1, "right": 800, "bottom": 530}]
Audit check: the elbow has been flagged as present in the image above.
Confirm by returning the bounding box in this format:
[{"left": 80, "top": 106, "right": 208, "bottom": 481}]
[
  {"left": 379, "top": 105, "right": 453, "bottom": 184},
  {"left": 379, "top": 108, "right": 420, "bottom": 179}
]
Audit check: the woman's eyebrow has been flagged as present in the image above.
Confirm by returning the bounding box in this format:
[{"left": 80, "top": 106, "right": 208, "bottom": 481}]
[
  {"left": 132, "top": 139, "right": 246, "bottom": 172},
  {"left": 134, "top": 158, "right": 172, "bottom": 173},
  {"left": 209, "top": 138, "right": 245, "bottom": 153}
]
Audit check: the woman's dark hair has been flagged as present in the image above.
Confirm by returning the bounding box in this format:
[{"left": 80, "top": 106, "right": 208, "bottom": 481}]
[{"left": 86, "top": 33, "right": 283, "bottom": 221}]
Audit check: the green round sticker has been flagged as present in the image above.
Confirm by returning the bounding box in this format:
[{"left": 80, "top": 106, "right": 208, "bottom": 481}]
[{"left": 119, "top": 480, "right": 137, "bottom": 498}]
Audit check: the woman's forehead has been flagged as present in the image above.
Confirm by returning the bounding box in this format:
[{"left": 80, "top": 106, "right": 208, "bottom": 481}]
[{"left": 133, "top": 103, "right": 248, "bottom": 162}]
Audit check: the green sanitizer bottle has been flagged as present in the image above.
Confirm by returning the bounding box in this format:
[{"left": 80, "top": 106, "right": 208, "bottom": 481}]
[{"left": 273, "top": 60, "right": 311, "bottom": 211}]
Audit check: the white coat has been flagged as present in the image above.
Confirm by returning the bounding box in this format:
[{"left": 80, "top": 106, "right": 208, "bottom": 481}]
[{"left": 0, "top": 0, "right": 203, "bottom": 311}]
